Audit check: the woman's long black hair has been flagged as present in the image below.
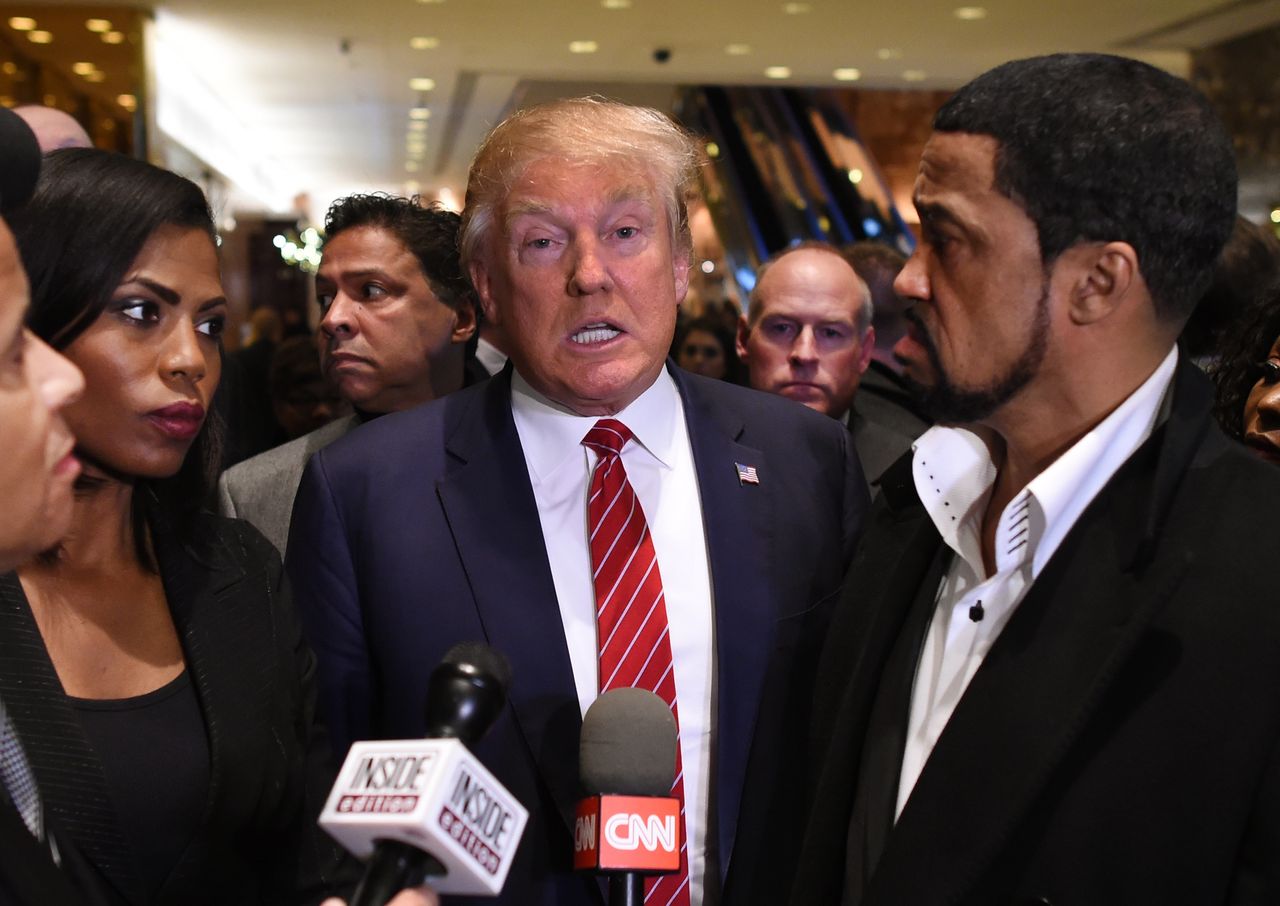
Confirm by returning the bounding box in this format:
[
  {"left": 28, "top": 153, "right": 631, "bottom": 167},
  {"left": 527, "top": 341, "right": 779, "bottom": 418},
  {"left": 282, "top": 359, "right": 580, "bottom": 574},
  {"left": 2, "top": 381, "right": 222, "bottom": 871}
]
[{"left": 9, "top": 148, "right": 223, "bottom": 568}]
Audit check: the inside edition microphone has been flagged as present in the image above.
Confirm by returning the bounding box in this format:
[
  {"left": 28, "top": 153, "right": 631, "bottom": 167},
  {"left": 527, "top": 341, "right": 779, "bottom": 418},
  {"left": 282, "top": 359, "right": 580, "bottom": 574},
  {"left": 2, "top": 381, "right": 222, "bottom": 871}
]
[
  {"left": 573, "top": 688, "right": 681, "bottom": 906},
  {"left": 320, "top": 642, "right": 528, "bottom": 904}
]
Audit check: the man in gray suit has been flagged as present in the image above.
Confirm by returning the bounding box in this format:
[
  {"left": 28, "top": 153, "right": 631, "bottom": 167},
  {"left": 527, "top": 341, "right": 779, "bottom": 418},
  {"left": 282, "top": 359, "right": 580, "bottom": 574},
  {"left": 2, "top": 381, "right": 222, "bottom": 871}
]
[
  {"left": 737, "top": 242, "right": 919, "bottom": 491},
  {"left": 218, "top": 194, "right": 478, "bottom": 552}
]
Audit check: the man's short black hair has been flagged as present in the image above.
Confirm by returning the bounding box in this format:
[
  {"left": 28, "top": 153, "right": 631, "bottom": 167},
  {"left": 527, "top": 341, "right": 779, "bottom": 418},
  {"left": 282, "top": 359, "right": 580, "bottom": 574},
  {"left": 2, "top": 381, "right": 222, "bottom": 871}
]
[
  {"left": 324, "top": 194, "right": 474, "bottom": 312},
  {"left": 934, "top": 53, "right": 1237, "bottom": 323}
]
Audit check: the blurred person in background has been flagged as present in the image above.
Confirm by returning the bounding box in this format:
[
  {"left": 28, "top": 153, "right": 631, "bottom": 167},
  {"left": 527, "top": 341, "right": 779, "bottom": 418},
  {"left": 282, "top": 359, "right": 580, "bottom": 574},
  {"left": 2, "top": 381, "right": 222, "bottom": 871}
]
[
  {"left": 843, "top": 240, "right": 930, "bottom": 435},
  {"left": 1211, "top": 276, "right": 1280, "bottom": 463},
  {"left": 676, "top": 314, "right": 742, "bottom": 383},
  {"left": 268, "top": 335, "right": 348, "bottom": 440},
  {"left": 4, "top": 148, "right": 353, "bottom": 906},
  {"left": 13, "top": 105, "right": 92, "bottom": 152},
  {"left": 1182, "top": 215, "right": 1280, "bottom": 366},
  {"left": 217, "top": 194, "right": 478, "bottom": 554},
  {"left": 738, "top": 243, "right": 916, "bottom": 491}
]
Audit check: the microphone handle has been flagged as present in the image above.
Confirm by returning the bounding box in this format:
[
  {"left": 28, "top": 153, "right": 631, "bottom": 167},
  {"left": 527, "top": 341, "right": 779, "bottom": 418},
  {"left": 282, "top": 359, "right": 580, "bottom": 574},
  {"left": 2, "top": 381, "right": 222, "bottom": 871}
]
[
  {"left": 350, "top": 839, "right": 445, "bottom": 906},
  {"left": 608, "top": 873, "right": 644, "bottom": 906}
]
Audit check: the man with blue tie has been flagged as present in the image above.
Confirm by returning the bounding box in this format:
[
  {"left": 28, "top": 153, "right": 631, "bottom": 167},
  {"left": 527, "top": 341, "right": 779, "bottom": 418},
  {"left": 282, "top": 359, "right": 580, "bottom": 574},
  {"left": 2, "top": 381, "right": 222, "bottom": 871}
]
[{"left": 287, "top": 97, "right": 866, "bottom": 905}]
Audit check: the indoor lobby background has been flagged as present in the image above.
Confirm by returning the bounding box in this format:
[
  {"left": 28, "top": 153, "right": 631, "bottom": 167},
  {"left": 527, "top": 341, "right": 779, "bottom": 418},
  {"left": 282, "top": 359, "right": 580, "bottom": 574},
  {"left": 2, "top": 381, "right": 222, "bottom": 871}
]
[{"left": 0, "top": 0, "right": 1277, "bottom": 346}]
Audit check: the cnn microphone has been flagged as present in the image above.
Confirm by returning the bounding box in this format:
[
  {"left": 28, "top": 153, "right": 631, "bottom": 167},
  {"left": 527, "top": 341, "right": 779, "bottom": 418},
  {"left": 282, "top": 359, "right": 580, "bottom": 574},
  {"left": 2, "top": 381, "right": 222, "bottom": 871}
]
[
  {"left": 573, "top": 688, "right": 681, "bottom": 906},
  {"left": 320, "top": 643, "right": 529, "bottom": 904}
]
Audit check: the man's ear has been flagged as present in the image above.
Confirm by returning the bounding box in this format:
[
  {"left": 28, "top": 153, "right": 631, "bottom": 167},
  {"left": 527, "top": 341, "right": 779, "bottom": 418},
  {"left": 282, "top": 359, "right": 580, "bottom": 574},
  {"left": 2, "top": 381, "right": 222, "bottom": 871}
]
[
  {"left": 452, "top": 300, "right": 478, "bottom": 345},
  {"left": 1068, "top": 241, "right": 1139, "bottom": 326},
  {"left": 735, "top": 313, "right": 752, "bottom": 362},
  {"left": 469, "top": 259, "right": 500, "bottom": 327},
  {"left": 673, "top": 247, "right": 691, "bottom": 306}
]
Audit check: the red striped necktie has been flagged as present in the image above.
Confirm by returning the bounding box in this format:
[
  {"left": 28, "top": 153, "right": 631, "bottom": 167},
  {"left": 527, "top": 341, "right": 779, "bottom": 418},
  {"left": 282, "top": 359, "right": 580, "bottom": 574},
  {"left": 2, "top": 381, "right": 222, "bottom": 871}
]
[{"left": 583, "top": 418, "right": 691, "bottom": 906}]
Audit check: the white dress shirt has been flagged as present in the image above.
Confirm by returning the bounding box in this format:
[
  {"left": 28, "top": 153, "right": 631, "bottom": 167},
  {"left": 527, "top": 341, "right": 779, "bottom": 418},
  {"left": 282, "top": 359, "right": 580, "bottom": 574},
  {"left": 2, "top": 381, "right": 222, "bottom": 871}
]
[
  {"left": 896, "top": 346, "right": 1179, "bottom": 819},
  {"left": 511, "top": 365, "right": 715, "bottom": 906}
]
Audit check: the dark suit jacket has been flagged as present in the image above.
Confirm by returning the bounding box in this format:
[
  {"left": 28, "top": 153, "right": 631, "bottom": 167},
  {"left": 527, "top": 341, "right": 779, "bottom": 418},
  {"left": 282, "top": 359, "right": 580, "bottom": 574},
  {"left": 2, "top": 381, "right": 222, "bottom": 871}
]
[
  {"left": 0, "top": 515, "right": 354, "bottom": 906},
  {"left": 0, "top": 796, "right": 109, "bottom": 906},
  {"left": 287, "top": 364, "right": 867, "bottom": 905},
  {"left": 783, "top": 359, "right": 1280, "bottom": 906}
]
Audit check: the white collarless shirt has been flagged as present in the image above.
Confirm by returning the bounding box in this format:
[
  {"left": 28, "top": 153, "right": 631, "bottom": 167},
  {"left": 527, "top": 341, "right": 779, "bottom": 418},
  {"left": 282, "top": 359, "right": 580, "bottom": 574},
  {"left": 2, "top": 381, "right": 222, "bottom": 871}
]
[
  {"left": 511, "top": 366, "right": 715, "bottom": 905},
  {"left": 896, "top": 346, "right": 1179, "bottom": 819}
]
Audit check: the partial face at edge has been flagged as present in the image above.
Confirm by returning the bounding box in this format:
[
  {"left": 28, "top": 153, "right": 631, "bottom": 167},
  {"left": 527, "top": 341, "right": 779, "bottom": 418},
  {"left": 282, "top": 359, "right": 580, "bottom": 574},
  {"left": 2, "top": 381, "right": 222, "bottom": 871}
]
[
  {"left": 471, "top": 158, "right": 690, "bottom": 416},
  {"left": 0, "top": 221, "right": 84, "bottom": 566},
  {"left": 1243, "top": 333, "right": 1280, "bottom": 464}
]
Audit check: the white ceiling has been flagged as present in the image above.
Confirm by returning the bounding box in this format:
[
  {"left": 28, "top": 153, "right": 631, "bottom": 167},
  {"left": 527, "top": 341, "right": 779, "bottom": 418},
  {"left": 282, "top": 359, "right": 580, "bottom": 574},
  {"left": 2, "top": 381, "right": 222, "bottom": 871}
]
[{"left": 22, "top": 0, "right": 1280, "bottom": 217}]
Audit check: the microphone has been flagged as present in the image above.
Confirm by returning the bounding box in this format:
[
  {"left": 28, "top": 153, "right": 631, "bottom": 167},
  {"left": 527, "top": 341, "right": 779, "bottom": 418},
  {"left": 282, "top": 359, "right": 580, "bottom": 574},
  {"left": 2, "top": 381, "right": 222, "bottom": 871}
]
[
  {"left": 573, "top": 689, "right": 681, "bottom": 906},
  {"left": 0, "top": 107, "right": 41, "bottom": 214},
  {"left": 320, "top": 643, "right": 528, "bottom": 903}
]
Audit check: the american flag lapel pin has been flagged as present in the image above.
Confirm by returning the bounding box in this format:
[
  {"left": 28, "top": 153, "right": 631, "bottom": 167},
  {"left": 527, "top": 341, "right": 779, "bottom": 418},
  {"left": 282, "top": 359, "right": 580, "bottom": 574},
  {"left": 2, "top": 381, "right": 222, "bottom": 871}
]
[{"left": 735, "top": 462, "right": 760, "bottom": 486}]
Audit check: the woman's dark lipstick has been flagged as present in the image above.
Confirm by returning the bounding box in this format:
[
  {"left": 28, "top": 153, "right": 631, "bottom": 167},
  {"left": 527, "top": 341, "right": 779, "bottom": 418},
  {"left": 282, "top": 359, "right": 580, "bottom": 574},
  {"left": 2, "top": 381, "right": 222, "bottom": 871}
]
[{"left": 147, "top": 401, "right": 205, "bottom": 440}]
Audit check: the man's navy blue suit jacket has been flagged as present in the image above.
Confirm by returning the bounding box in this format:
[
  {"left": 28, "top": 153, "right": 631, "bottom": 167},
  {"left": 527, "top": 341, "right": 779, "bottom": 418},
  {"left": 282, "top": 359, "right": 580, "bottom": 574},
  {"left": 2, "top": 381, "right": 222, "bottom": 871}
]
[{"left": 286, "top": 364, "right": 867, "bottom": 905}]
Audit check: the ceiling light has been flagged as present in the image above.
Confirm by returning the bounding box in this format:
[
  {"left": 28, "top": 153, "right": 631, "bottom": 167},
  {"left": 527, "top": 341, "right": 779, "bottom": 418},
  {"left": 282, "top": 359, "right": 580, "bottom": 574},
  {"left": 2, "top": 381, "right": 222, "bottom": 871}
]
[
  {"left": 117, "top": 94, "right": 136, "bottom": 111},
  {"left": 877, "top": 47, "right": 902, "bottom": 60},
  {"left": 953, "top": 6, "right": 987, "bottom": 19},
  {"left": 409, "top": 77, "right": 436, "bottom": 91},
  {"left": 1, "top": 63, "right": 15, "bottom": 75},
  {"left": 705, "top": 141, "right": 720, "bottom": 158},
  {"left": 408, "top": 120, "right": 427, "bottom": 132},
  {"left": 72, "top": 62, "right": 95, "bottom": 76},
  {"left": 28, "top": 30, "right": 53, "bottom": 44},
  {"left": 409, "top": 36, "right": 439, "bottom": 50},
  {"left": 764, "top": 66, "right": 792, "bottom": 79},
  {"left": 409, "top": 107, "right": 431, "bottom": 120},
  {"left": 903, "top": 69, "right": 927, "bottom": 82},
  {"left": 833, "top": 67, "right": 861, "bottom": 81},
  {"left": 782, "top": 2, "right": 812, "bottom": 12},
  {"left": 569, "top": 40, "right": 599, "bottom": 53},
  {"left": 602, "top": 0, "right": 632, "bottom": 8},
  {"left": 85, "top": 70, "right": 105, "bottom": 82},
  {"left": 85, "top": 18, "right": 112, "bottom": 32},
  {"left": 8, "top": 17, "right": 36, "bottom": 31},
  {"left": 405, "top": 161, "right": 420, "bottom": 172},
  {"left": 1271, "top": 209, "right": 1280, "bottom": 224},
  {"left": 415, "top": 0, "right": 445, "bottom": 4},
  {"left": 102, "top": 31, "right": 124, "bottom": 44},
  {"left": 725, "top": 43, "right": 751, "bottom": 55},
  {"left": 847, "top": 168, "right": 863, "bottom": 184}
]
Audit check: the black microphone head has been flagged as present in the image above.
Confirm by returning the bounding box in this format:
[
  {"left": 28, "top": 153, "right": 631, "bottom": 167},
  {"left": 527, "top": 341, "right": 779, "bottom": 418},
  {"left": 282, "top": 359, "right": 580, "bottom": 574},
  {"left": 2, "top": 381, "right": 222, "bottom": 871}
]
[
  {"left": 579, "top": 688, "right": 676, "bottom": 797},
  {"left": 0, "top": 108, "right": 41, "bottom": 214},
  {"left": 423, "top": 642, "right": 511, "bottom": 745}
]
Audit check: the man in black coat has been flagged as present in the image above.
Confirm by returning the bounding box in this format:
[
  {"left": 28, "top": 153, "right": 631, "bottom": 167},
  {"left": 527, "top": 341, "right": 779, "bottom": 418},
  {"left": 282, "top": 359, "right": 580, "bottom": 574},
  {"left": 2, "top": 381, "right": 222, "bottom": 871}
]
[{"left": 781, "top": 53, "right": 1280, "bottom": 906}]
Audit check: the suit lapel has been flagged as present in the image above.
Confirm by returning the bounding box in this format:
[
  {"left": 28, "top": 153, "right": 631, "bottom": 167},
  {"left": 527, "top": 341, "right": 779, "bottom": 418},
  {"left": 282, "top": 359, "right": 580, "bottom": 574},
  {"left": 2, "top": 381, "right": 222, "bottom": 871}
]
[
  {"left": 864, "top": 359, "right": 1212, "bottom": 904},
  {"left": 435, "top": 372, "right": 583, "bottom": 834},
  {"left": 793, "top": 458, "right": 946, "bottom": 903},
  {"left": 152, "top": 520, "right": 265, "bottom": 897},
  {"left": 673, "top": 372, "right": 776, "bottom": 872},
  {"left": 0, "top": 573, "right": 144, "bottom": 904}
]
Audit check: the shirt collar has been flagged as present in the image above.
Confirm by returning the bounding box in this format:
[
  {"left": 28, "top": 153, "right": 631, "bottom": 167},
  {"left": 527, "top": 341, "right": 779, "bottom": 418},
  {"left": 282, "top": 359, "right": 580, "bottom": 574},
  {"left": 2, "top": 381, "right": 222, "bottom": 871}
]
[
  {"left": 913, "top": 345, "right": 1179, "bottom": 578},
  {"left": 510, "top": 365, "right": 680, "bottom": 486}
]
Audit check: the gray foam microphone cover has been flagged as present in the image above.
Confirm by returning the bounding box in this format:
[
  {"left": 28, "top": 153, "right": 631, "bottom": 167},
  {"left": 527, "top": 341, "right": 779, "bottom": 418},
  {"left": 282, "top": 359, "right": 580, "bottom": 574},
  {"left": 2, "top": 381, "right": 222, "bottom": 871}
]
[{"left": 579, "top": 688, "right": 677, "bottom": 797}]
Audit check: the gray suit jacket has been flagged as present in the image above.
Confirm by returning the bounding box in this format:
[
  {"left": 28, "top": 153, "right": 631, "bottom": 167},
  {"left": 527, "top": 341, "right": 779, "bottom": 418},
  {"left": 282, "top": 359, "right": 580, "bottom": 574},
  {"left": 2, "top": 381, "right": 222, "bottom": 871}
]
[{"left": 216, "top": 415, "right": 358, "bottom": 555}]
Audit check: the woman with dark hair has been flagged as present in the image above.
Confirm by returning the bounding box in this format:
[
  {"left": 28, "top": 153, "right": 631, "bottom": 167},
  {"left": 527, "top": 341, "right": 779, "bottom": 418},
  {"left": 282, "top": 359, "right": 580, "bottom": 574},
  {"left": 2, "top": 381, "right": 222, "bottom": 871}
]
[
  {"left": 1, "top": 148, "right": 352, "bottom": 905},
  {"left": 1211, "top": 277, "right": 1280, "bottom": 463},
  {"left": 675, "top": 315, "right": 742, "bottom": 384}
]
